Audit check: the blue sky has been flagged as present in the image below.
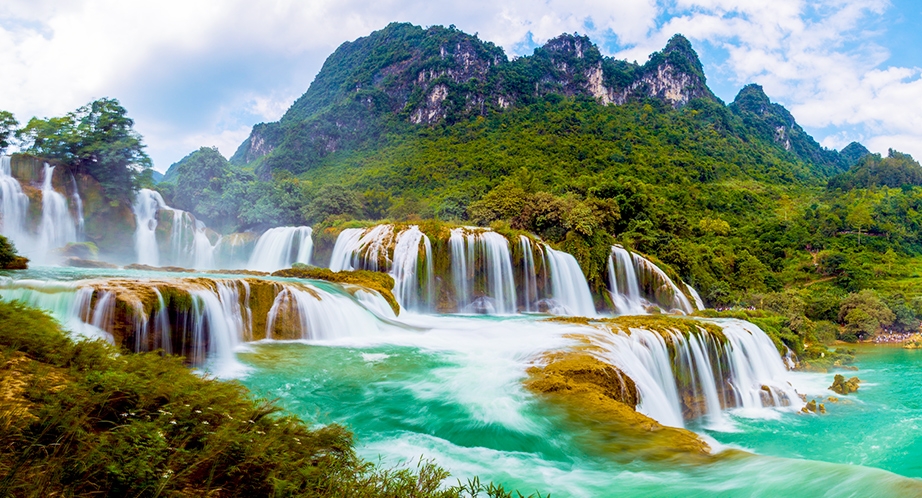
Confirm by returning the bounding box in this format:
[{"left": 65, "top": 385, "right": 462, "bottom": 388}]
[{"left": 1, "top": 0, "right": 920, "bottom": 171}]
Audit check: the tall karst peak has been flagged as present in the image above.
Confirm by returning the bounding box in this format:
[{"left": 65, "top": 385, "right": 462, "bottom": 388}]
[
  {"left": 730, "top": 83, "right": 846, "bottom": 175},
  {"left": 732, "top": 84, "right": 784, "bottom": 118}
]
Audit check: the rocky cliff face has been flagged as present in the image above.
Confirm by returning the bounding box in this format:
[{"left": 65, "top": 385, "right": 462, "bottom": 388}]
[{"left": 230, "top": 23, "right": 718, "bottom": 175}]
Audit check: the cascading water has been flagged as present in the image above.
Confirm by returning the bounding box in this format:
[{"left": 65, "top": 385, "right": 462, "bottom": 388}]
[
  {"left": 519, "top": 236, "right": 538, "bottom": 312},
  {"left": 587, "top": 319, "right": 803, "bottom": 429},
  {"left": 608, "top": 245, "right": 694, "bottom": 315},
  {"left": 130, "top": 188, "right": 219, "bottom": 269},
  {"left": 38, "top": 164, "right": 79, "bottom": 260},
  {"left": 0, "top": 155, "right": 30, "bottom": 251},
  {"left": 328, "top": 225, "right": 394, "bottom": 272},
  {"left": 449, "top": 229, "right": 517, "bottom": 314},
  {"left": 246, "top": 226, "right": 313, "bottom": 272},
  {"left": 133, "top": 189, "right": 166, "bottom": 266},
  {"left": 687, "top": 284, "right": 705, "bottom": 311},
  {"left": 390, "top": 226, "right": 433, "bottom": 313},
  {"left": 450, "top": 228, "right": 470, "bottom": 311},
  {"left": 607, "top": 246, "right": 647, "bottom": 315},
  {"left": 542, "top": 245, "right": 596, "bottom": 317},
  {"left": 70, "top": 176, "right": 85, "bottom": 239},
  {"left": 265, "top": 284, "right": 383, "bottom": 341}
]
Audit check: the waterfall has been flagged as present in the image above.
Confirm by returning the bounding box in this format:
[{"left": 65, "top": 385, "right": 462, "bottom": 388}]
[
  {"left": 543, "top": 245, "right": 596, "bottom": 317},
  {"left": 390, "top": 226, "right": 433, "bottom": 313},
  {"left": 265, "top": 284, "right": 383, "bottom": 340},
  {"left": 607, "top": 246, "right": 647, "bottom": 315},
  {"left": 631, "top": 252, "right": 693, "bottom": 314},
  {"left": 519, "top": 236, "right": 538, "bottom": 312},
  {"left": 246, "top": 226, "right": 313, "bottom": 272},
  {"left": 192, "top": 220, "right": 217, "bottom": 269},
  {"left": 328, "top": 225, "right": 394, "bottom": 272},
  {"left": 70, "top": 176, "right": 85, "bottom": 239},
  {"left": 588, "top": 319, "right": 803, "bottom": 429},
  {"left": 133, "top": 189, "right": 166, "bottom": 266},
  {"left": 185, "top": 282, "right": 251, "bottom": 376},
  {"left": 152, "top": 288, "right": 172, "bottom": 354},
  {"left": 0, "top": 156, "right": 30, "bottom": 252},
  {"left": 38, "top": 164, "right": 78, "bottom": 259},
  {"left": 130, "top": 189, "right": 219, "bottom": 269},
  {"left": 686, "top": 284, "right": 705, "bottom": 311},
  {"left": 449, "top": 229, "right": 517, "bottom": 314},
  {"left": 607, "top": 245, "right": 694, "bottom": 315},
  {"left": 450, "top": 228, "right": 470, "bottom": 311}
]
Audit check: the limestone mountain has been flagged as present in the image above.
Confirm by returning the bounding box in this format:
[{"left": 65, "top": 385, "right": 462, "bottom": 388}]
[
  {"left": 729, "top": 84, "right": 847, "bottom": 176},
  {"left": 230, "top": 23, "right": 722, "bottom": 177}
]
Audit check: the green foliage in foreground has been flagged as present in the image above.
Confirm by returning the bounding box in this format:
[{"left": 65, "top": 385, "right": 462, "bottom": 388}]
[{"left": 0, "top": 301, "right": 544, "bottom": 498}]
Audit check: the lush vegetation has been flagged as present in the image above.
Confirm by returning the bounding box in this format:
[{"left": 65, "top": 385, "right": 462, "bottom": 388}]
[
  {"left": 0, "top": 300, "right": 543, "bottom": 497},
  {"left": 10, "top": 98, "right": 152, "bottom": 201}
]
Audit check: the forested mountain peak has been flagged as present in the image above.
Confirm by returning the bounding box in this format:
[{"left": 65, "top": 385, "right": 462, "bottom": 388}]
[
  {"left": 730, "top": 83, "right": 847, "bottom": 175},
  {"left": 229, "top": 23, "right": 719, "bottom": 174}
]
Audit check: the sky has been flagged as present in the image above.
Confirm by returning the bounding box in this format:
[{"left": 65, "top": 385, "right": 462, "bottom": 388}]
[{"left": 1, "top": 0, "right": 920, "bottom": 171}]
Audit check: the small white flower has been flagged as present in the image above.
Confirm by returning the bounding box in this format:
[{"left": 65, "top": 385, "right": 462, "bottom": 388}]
[{"left": 170, "top": 420, "right": 177, "bottom": 425}]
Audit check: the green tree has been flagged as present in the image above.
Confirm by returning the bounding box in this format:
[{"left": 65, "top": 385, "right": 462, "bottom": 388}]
[
  {"left": 18, "top": 98, "right": 151, "bottom": 201},
  {"left": 845, "top": 201, "right": 873, "bottom": 245},
  {"left": 304, "top": 185, "right": 361, "bottom": 223},
  {"left": 837, "top": 290, "right": 894, "bottom": 340},
  {"left": 0, "top": 111, "right": 18, "bottom": 152}
]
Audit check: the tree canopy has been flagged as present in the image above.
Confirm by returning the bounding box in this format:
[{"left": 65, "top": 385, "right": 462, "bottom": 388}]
[{"left": 17, "top": 98, "right": 151, "bottom": 201}]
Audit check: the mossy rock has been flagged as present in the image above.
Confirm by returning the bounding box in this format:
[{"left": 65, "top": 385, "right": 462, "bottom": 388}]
[
  {"left": 272, "top": 267, "right": 399, "bottom": 315},
  {"left": 829, "top": 374, "right": 860, "bottom": 395},
  {"left": 525, "top": 350, "right": 713, "bottom": 460}
]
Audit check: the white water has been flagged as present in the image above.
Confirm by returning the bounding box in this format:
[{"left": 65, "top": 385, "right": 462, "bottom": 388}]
[
  {"left": 607, "top": 246, "right": 647, "bottom": 315},
  {"left": 133, "top": 189, "right": 166, "bottom": 266},
  {"left": 519, "top": 236, "right": 538, "bottom": 312},
  {"left": 390, "top": 226, "right": 433, "bottom": 313},
  {"left": 543, "top": 245, "right": 596, "bottom": 316},
  {"left": 70, "top": 176, "right": 85, "bottom": 239},
  {"left": 265, "top": 284, "right": 384, "bottom": 341},
  {"left": 128, "top": 188, "right": 222, "bottom": 269},
  {"left": 328, "top": 225, "right": 394, "bottom": 272},
  {"left": 0, "top": 156, "right": 30, "bottom": 251},
  {"left": 687, "top": 283, "right": 706, "bottom": 311},
  {"left": 448, "top": 228, "right": 517, "bottom": 314},
  {"left": 38, "top": 164, "right": 78, "bottom": 258},
  {"left": 246, "top": 226, "right": 313, "bottom": 272},
  {"left": 587, "top": 319, "right": 803, "bottom": 429},
  {"left": 608, "top": 245, "right": 694, "bottom": 315}
]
